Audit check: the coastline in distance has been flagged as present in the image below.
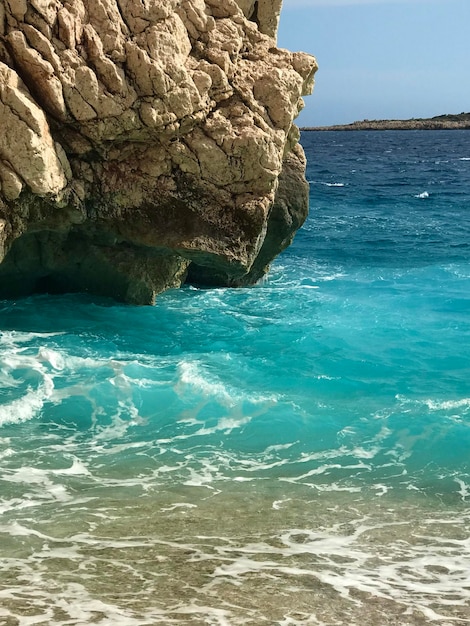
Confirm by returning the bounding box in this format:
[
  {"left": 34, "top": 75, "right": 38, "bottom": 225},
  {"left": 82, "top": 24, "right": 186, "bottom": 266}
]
[{"left": 302, "top": 112, "right": 470, "bottom": 131}]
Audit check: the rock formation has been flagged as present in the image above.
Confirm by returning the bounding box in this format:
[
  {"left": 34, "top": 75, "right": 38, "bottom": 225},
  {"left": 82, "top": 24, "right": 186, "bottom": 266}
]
[{"left": 0, "top": 0, "right": 316, "bottom": 304}]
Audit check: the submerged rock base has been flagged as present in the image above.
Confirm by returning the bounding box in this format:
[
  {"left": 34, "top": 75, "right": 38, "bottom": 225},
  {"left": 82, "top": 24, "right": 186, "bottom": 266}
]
[{"left": 0, "top": 0, "right": 316, "bottom": 304}]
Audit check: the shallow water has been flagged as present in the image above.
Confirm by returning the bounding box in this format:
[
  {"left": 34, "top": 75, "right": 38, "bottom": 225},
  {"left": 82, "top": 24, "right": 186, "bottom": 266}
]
[{"left": 0, "top": 130, "right": 469, "bottom": 625}]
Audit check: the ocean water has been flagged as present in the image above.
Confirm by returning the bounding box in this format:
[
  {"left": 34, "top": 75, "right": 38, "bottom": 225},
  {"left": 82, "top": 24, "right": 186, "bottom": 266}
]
[{"left": 1, "top": 130, "right": 470, "bottom": 625}]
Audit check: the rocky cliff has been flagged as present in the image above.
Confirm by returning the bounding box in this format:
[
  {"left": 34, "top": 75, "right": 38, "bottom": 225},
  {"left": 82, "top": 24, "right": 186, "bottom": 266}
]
[{"left": 0, "top": 0, "right": 316, "bottom": 304}]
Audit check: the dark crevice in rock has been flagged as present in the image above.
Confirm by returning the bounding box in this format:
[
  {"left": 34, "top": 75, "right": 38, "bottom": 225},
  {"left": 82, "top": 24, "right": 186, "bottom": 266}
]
[
  {"left": 0, "top": 230, "right": 189, "bottom": 304},
  {"left": 0, "top": 230, "right": 128, "bottom": 300},
  {"left": 249, "top": 2, "right": 260, "bottom": 29}
]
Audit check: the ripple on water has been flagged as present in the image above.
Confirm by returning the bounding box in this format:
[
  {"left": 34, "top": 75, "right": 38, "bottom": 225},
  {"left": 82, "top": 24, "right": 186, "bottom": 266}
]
[{"left": 0, "top": 486, "right": 469, "bottom": 625}]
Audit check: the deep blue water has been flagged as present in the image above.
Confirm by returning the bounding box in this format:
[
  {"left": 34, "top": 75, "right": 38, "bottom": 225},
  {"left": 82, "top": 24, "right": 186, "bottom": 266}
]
[{"left": 1, "top": 131, "right": 469, "bottom": 625}]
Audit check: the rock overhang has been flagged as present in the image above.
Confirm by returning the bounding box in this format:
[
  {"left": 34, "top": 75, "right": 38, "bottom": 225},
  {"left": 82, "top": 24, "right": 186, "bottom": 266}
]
[{"left": 0, "top": 0, "right": 317, "bottom": 304}]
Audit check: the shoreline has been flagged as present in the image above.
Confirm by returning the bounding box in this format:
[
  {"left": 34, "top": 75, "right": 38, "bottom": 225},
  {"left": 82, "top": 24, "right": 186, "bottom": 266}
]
[{"left": 301, "top": 113, "right": 470, "bottom": 131}]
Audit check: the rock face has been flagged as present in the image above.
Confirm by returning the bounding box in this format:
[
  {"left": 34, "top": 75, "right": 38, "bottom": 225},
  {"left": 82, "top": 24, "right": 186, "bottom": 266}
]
[{"left": 0, "top": 0, "right": 316, "bottom": 304}]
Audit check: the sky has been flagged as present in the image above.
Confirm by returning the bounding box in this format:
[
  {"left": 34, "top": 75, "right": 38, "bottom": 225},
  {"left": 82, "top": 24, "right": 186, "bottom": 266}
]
[{"left": 277, "top": 0, "right": 470, "bottom": 126}]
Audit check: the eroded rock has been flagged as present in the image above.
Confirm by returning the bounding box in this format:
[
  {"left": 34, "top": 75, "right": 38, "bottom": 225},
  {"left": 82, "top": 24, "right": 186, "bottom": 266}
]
[{"left": 0, "top": 0, "right": 317, "bottom": 304}]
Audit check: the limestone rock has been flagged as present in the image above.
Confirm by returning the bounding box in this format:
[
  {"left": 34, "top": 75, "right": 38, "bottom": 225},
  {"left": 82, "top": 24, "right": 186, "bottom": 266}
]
[
  {"left": 234, "top": 0, "right": 283, "bottom": 38},
  {"left": 0, "top": 0, "right": 317, "bottom": 304}
]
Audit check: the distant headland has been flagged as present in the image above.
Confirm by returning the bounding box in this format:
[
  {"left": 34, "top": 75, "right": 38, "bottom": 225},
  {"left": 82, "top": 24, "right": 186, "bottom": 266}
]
[{"left": 302, "top": 112, "right": 470, "bottom": 131}]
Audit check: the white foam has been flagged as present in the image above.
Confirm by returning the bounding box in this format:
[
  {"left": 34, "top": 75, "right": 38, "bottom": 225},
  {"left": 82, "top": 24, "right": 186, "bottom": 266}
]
[
  {"left": 278, "top": 616, "right": 326, "bottom": 626},
  {"left": 371, "top": 484, "right": 389, "bottom": 496},
  {"left": 425, "top": 397, "right": 470, "bottom": 411},
  {"left": 207, "top": 508, "right": 470, "bottom": 622},
  {"left": 273, "top": 498, "right": 291, "bottom": 510},
  {"left": 265, "top": 442, "right": 296, "bottom": 453},
  {"left": 0, "top": 375, "right": 54, "bottom": 426},
  {"left": 160, "top": 603, "right": 234, "bottom": 625},
  {"left": 2, "top": 466, "right": 71, "bottom": 502},
  {"left": 322, "top": 182, "right": 345, "bottom": 187},
  {"left": 1, "top": 491, "right": 469, "bottom": 625},
  {"left": 52, "top": 457, "right": 91, "bottom": 476},
  {"left": 183, "top": 460, "right": 219, "bottom": 487},
  {"left": 0, "top": 335, "right": 88, "bottom": 427},
  {"left": 316, "top": 272, "right": 346, "bottom": 282},
  {"left": 176, "top": 360, "right": 235, "bottom": 403},
  {"left": 0, "top": 330, "right": 64, "bottom": 344},
  {"left": 415, "top": 191, "right": 430, "bottom": 198},
  {"left": 351, "top": 446, "right": 381, "bottom": 460},
  {"left": 455, "top": 478, "right": 470, "bottom": 501},
  {"left": 160, "top": 502, "right": 198, "bottom": 512},
  {"left": 37, "top": 347, "right": 65, "bottom": 370},
  {"left": 93, "top": 401, "right": 142, "bottom": 441}
]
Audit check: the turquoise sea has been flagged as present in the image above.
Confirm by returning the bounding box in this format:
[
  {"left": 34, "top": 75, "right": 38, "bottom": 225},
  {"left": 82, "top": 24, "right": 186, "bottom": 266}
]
[{"left": 0, "top": 130, "right": 469, "bottom": 625}]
